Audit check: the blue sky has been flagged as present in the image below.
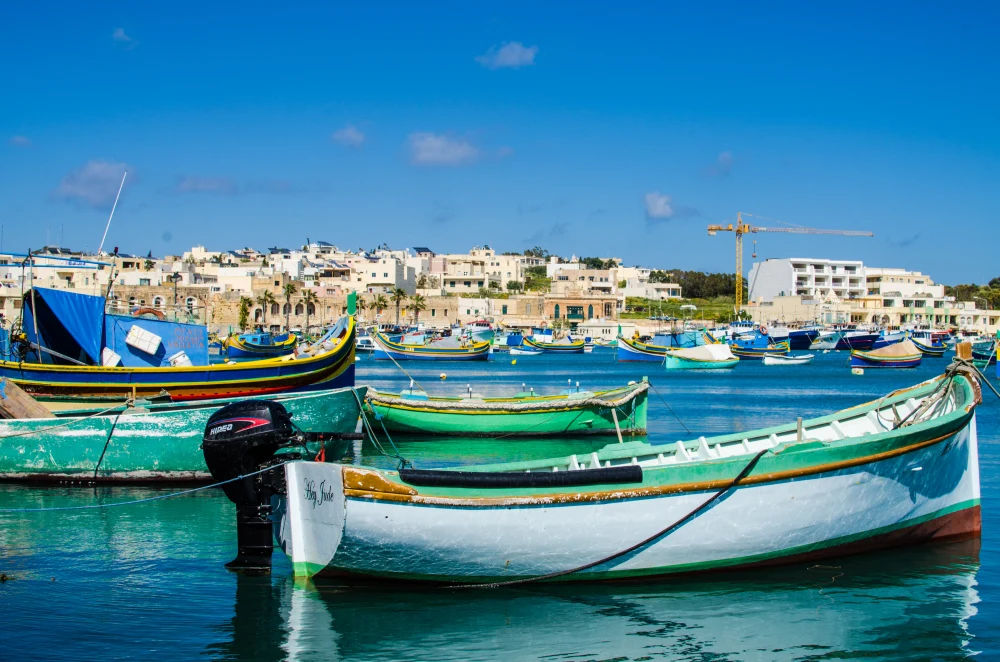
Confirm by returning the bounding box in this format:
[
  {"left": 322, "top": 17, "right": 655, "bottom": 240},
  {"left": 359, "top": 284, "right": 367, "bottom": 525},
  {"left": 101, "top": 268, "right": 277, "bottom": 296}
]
[{"left": 2, "top": 2, "right": 998, "bottom": 283}]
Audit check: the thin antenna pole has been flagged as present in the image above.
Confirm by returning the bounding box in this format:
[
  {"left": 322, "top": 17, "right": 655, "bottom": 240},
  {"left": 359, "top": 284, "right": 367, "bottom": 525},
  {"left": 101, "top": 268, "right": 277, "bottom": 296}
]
[{"left": 98, "top": 171, "right": 127, "bottom": 255}]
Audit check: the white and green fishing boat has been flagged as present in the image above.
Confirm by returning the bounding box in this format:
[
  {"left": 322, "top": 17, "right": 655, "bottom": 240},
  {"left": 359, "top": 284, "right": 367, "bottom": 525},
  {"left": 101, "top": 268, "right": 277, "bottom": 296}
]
[
  {"left": 263, "top": 368, "right": 981, "bottom": 582},
  {"left": 364, "top": 380, "right": 648, "bottom": 437},
  {"left": 0, "top": 386, "right": 366, "bottom": 483}
]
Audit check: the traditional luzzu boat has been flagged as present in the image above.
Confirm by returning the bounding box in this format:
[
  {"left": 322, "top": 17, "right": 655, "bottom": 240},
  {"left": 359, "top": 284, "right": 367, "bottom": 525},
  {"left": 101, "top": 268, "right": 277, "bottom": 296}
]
[
  {"left": 522, "top": 336, "right": 585, "bottom": 354},
  {"left": 226, "top": 331, "right": 297, "bottom": 359},
  {"left": 850, "top": 338, "right": 923, "bottom": 369},
  {"left": 911, "top": 336, "right": 947, "bottom": 357},
  {"left": 372, "top": 332, "right": 490, "bottom": 361},
  {"left": 0, "top": 288, "right": 356, "bottom": 402},
  {"left": 728, "top": 331, "right": 790, "bottom": 359},
  {"left": 616, "top": 330, "right": 717, "bottom": 362},
  {"left": 0, "top": 385, "right": 367, "bottom": 483},
  {"left": 364, "top": 380, "right": 648, "bottom": 437},
  {"left": 207, "top": 367, "right": 983, "bottom": 581},
  {"left": 663, "top": 344, "right": 739, "bottom": 370}
]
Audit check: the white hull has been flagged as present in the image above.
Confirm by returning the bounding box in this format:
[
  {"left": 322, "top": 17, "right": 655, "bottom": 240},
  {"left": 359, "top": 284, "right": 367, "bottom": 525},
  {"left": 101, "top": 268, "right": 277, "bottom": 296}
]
[
  {"left": 278, "top": 417, "right": 980, "bottom": 582},
  {"left": 509, "top": 348, "right": 542, "bottom": 356},
  {"left": 763, "top": 353, "right": 814, "bottom": 365}
]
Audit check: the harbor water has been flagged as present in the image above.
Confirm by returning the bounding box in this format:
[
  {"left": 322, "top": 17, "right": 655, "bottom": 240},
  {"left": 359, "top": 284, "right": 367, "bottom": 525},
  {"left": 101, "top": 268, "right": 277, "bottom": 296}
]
[{"left": 2, "top": 349, "right": 999, "bottom": 660}]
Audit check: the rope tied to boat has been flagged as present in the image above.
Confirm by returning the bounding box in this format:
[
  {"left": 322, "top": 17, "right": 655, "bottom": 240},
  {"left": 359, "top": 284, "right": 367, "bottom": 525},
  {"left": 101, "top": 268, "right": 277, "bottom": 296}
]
[
  {"left": 449, "top": 447, "right": 770, "bottom": 589},
  {"left": 0, "top": 464, "right": 284, "bottom": 513}
]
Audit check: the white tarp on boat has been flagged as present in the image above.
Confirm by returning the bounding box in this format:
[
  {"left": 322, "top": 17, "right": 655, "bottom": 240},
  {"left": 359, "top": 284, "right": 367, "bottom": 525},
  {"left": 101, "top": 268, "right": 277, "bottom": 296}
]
[{"left": 671, "top": 344, "right": 736, "bottom": 361}]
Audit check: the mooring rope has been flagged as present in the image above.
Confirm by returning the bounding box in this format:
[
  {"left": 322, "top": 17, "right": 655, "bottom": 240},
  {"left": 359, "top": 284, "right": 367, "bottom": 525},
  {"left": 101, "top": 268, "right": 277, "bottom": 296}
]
[{"left": 0, "top": 464, "right": 281, "bottom": 513}]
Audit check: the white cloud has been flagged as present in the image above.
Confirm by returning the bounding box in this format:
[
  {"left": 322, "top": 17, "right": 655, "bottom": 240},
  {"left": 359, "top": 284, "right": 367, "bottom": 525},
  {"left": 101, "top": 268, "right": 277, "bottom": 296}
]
[
  {"left": 112, "top": 27, "right": 133, "bottom": 43},
  {"left": 407, "top": 133, "right": 479, "bottom": 166},
  {"left": 332, "top": 125, "right": 365, "bottom": 147},
  {"left": 175, "top": 176, "right": 238, "bottom": 195},
  {"left": 644, "top": 192, "right": 674, "bottom": 219},
  {"left": 475, "top": 41, "right": 538, "bottom": 70},
  {"left": 54, "top": 160, "right": 129, "bottom": 209},
  {"left": 9, "top": 135, "right": 31, "bottom": 147}
]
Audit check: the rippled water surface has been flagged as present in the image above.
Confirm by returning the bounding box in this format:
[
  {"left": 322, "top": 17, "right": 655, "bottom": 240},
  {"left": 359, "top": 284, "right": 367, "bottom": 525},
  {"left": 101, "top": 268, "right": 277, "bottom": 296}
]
[{"left": 2, "top": 350, "right": 999, "bottom": 660}]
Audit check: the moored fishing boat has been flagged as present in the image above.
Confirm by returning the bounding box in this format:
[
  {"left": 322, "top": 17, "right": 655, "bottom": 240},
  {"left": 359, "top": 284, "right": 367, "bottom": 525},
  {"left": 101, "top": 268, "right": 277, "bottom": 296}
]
[
  {"left": 0, "top": 385, "right": 366, "bottom": 483},
  {"left": 762, "top": 353, "right": 814, "bottom": 366},
  {"left": 364, "top": 380, "right": 648, "bottom": 437},
  {"left": 617, "top": 330, "right": 716, "bottom": 362},
  {"left": 0, "top": 287, "right": 355, "bottom": 401},
  {"left": 226, "top": 331, "right": 297, "bottom": 359},
  {"left": 729, "top": 331, "right": 789, "bottom": 360},
  {"left": 809, "top": 330, "right": 841, "bottom": 350},
  {"left": 372, "top": 332, "right": 490, "bottom": 361},
  {"left": 207, "top": 367, "right": 983, "bottom": 581},
  {"left": 911, "top": 336, "right": 947, "bottom": 357},
  {"left": 509, "top": 347, "right": 542, "bottom": 356},
  {"left": 850, "top": 338, "right": 922, "bottom": 369},
  {"left": 663, "top": 344, "right": 739, "bottom": 370},
  {"left": 835, "top": 330, "right": 880, "bottom": 351},
  {"left": 522, "top": 337, "right": 585, "bottom": 354}
]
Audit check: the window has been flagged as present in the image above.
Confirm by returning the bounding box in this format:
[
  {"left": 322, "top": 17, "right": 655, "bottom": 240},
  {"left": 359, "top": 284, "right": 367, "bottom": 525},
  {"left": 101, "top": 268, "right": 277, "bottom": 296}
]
[
  {"left": 554, "top": 304, "right": 560, "bottom": 319},
  {"left": 588, "top": 305, "right": 593, "bottom": 319},
  {"left": 153, "top": 296, "right": 164, "bottom": 308},
  {"left": 271, "top": 303, "right": 279, "bottom": 315},
  {"left": 295, "top": 303, "right": 304, "bottom": 315},
  {"left": 450, "top": 281, "right": 456, "bottom": 288},
  {"left": 307, "top": 304, "right": 315, "bottom": 315},
  {"left": 185, "top": 297, "right": 196, "bottom": 312},
  {"left": 464, "top": 281, "right": 471, "bottom": 287},
  {"left": 383, "top": 273, "right": 388, "bottom": 278},
  {"left": 275, "top": 281, "right": 280, "bottom": 286},
  {"left": 283, "top": 303, "right": 291, "bottom": 315},
  {"left": 139, "top": 278, "right": 150, "bottom": 286},
  {"left": 502, "top": 305, "right": 508, "bottom": 315},
  {"left": 431, "top": 309, "right": 436, "bottom": 317}
]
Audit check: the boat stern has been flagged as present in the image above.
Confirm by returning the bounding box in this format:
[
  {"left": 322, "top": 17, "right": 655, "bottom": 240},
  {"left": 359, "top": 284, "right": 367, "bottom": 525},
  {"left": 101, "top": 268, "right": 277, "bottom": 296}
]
[{"left": 278, "top": 461, "right": 347, "bottom": 578}]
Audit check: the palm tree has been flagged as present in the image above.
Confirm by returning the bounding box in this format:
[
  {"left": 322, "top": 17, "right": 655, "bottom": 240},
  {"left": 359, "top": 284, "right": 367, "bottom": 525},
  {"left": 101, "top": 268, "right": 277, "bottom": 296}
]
[
  {"left": 390, "top": 288, "right": 407, "bottom": 325},
  {"left": 301, "top": 289, "right": 319, "bottom": 334},
  {"left": 283, "top": 283, "right": 298, "bottom": 331},
  {"left": 372, "top": 294, "right": 389, "bottom": 321},
  {"left": 255, "top": 290, "right": 276, "bottom": 327},
  {"left": 355, "top": 296, "right": 368, "bottom": 322},
  {"left": 409, "top": 294, "right": 427, "bottom": 324},
  {"left": 238, "top": 296, "right": 253, "bottom": 331}
]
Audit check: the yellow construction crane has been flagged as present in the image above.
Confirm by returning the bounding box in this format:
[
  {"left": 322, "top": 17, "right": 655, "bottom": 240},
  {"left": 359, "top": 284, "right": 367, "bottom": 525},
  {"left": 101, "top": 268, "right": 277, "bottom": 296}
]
[{"left": 707, "top": 212, "right": 873, "bottom": 312}]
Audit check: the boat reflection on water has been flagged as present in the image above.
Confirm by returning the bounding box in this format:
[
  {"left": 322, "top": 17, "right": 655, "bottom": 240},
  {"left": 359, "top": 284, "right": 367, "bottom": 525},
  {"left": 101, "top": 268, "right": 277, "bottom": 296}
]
[{"left": 217, "top": 539, "right": 981, "bottom": 661}]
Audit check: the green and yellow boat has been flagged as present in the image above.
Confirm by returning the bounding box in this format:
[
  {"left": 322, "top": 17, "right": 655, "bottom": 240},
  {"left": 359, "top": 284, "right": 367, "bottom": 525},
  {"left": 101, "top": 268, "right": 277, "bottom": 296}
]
[{"left": 364, "top": 380, "right": 649, "bottom": 437}]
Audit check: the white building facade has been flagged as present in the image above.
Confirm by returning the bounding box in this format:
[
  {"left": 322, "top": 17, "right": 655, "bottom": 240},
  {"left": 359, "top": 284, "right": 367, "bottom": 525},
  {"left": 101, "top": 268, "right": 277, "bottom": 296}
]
[{"left": 748, "top": 258, "right": 865, "bottom": 303}]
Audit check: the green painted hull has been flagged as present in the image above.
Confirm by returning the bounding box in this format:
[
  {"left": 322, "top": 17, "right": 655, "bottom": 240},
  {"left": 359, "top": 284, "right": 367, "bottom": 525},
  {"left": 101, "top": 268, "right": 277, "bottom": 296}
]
[
  {"left": 0, "top": 386, "right": 367, "bottom": 483},
  {"left": 664, "top": 356, "right": 739, "bottom": 370},
  {"left": 366, "top": 383, "right": 648, "bottom": 437}
]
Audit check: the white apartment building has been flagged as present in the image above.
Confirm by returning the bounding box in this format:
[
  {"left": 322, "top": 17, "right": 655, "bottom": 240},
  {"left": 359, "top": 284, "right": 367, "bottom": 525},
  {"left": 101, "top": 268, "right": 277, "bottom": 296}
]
[{"left": 748, "top": 258, "right": 865, "bottom": 303}]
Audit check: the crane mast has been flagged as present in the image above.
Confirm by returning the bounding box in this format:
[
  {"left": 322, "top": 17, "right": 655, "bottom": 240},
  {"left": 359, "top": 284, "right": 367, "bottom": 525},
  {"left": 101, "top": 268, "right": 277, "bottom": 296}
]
[{"left": 707, "top": 212, "right": 873, "bottom": 313}]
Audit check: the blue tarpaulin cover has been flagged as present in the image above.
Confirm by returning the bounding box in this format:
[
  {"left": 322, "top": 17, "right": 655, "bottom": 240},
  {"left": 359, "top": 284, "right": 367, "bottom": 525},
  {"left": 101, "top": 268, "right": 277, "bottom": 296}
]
[
  {"left": 21, "top": 288, "right": 208, "bottom": 367},
  {"left": 23, "top": 288, "right": 105, "bottom": 364}
]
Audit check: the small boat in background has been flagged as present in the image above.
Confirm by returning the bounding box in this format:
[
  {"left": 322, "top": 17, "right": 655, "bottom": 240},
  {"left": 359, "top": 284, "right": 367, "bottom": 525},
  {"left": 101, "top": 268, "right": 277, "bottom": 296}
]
[
  {"left": 850, "top": 339, "right": 922, "bottom": 368},
  {"left": 226, "top": 330, "right": 297, "bottom": 359},
  {"left": 834, "top": 329, "right": 880, "bottom": 351},
  {"left": 663, "top": 344, "right": 739, "bottom": 370},
  {"left": 809, "top": 330, "right": 841, "bottom": 350},
  {"left": 763, "top": 353, "right": 814, "bottom": 366},
  {"left": 364, "top": 380, "right": 649, "bottom": 437},
  {"left": 911, "top": 336, "right": 947, "bottom": 357},
  {"left": 372, "top": 332, "right": 490, "bottom": 361},
  {"left": 509, "top": 347, "right": 542, "bottom": 356},
  {"left": 729, "top": 330, "right": 789, "bottom": 360},
  {"left": 523, "top": 337, "right": 586, "bottom": 354}
]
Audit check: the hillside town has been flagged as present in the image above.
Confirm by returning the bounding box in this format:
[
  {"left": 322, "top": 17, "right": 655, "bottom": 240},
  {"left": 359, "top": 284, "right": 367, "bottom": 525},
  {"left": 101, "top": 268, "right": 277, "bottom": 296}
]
[{"left": 1, "top": 241, "right": 997, "bottom": 337}]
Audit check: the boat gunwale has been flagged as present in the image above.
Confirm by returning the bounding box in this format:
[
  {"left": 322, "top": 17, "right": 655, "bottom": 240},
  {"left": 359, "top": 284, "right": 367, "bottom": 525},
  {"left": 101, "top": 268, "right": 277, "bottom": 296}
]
[{"left": 338, "top": 372, "right": 977, "bottom": 504}]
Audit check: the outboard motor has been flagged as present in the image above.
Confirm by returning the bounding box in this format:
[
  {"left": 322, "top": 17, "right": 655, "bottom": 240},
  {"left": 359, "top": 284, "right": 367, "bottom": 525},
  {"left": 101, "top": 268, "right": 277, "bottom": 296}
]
[{"left": 202, "top": 400, "right": 300, "bottom": 572}]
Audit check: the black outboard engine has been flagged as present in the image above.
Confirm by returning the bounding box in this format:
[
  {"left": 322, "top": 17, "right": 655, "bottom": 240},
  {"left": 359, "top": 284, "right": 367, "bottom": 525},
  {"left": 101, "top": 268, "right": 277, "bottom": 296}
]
[{"left": 202, "top": 400, "right": 300, "bottom": 572}]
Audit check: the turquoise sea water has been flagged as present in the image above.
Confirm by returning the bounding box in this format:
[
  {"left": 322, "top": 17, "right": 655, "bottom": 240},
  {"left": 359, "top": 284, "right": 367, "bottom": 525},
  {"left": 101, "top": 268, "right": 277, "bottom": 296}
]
[{"left": 2, "top": 349, "right": 998, "bottom": 660}]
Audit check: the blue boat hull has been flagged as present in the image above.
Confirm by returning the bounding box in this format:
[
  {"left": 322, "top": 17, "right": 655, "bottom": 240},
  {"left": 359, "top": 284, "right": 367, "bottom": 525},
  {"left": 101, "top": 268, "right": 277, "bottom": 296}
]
[
  {"left": 787, "top": 329, "right": 819, "bottom": 350},
  {"left": 849, "top": 354, "right": 922, "bottom": 368}
]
